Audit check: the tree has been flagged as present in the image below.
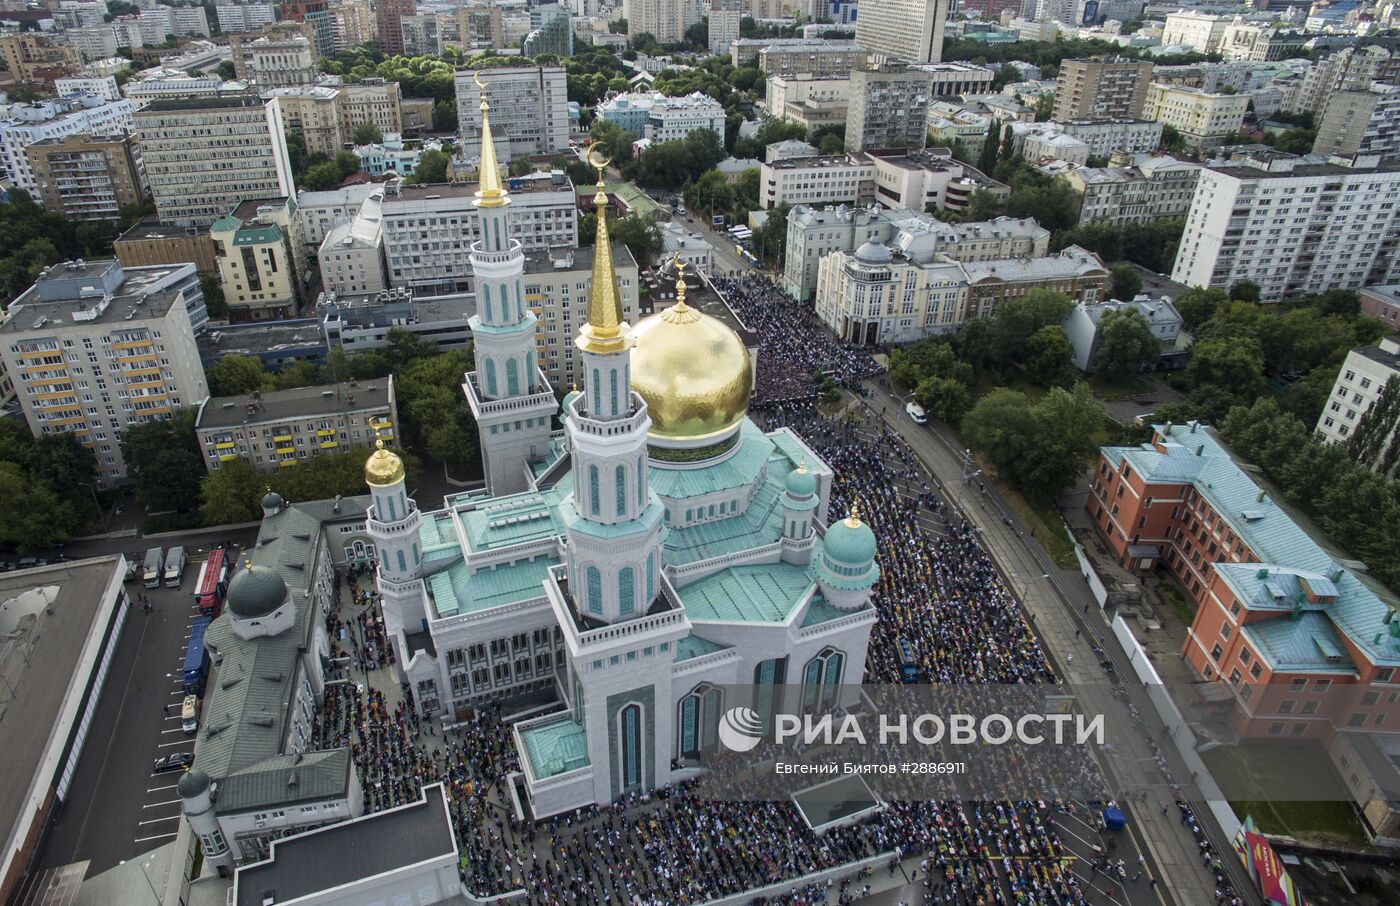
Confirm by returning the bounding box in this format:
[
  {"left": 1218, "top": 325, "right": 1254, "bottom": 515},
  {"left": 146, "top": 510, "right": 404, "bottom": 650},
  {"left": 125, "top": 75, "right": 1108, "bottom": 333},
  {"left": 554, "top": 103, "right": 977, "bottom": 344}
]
[
  {"left": 1025, "top": 324, "right": 1075, "bottom": 387},
  {"left": 0, "top": 462, "right": 82, "bottom": 551},
  {"left": 352, "top": 122, "right": 384, "bottom": 145},
  {"left": 817, "top": 132, "right": 844, "bottom": 154},
  {"left": 1094, "top": 307, "right": 1159, "bottom": 380},
  {"left": 683, "top": 170, "right": 734, "bottom": 218},
  {"left": 215, "top": 60, "right": 236, "bottom": 81},
  {"left": 752, "top": 204, "right": 790, "bottom": 266},
  {"left": 302, "top": 160, "right": 345, "bottom": 190},
  {"left": 1160, "top": 123, "right": 1185, "bottom": 152},
  {"left": 1109, "top": 265, "right": 1142, "bottom": 301},
  {"left": 396, "top": 349, "right": 480, "bottom": 472},
  {"left": 590, "top": 119, "right": 635, "bottom": 165},
  {"left": 1184, "top": 335, "right": 1266, "bottom": 420},
  {"left": 988, "top": 289, "right": 1074, "bottom": 368},
  {"left": 432, "top": 100, "right": 457, "bottom": 133},
  {"left": 199, "top": 273, "right": 227, "bottom": 319},
  {"left": 121, "top": 410, "right": 204, "bottom": 513},
  {"left": 1173, "top": 287, "right": 1225, "bottom": 332},
  {"left": 962, "top": 384, "right": 1104, "bottom": 499},
  {"left": 1229, "top": 280, "right": 1261, "bottom": 303},
  {"left": 609, "top": 214, "right": 662, "bottom": 267},
  {"left": 200, "top": 458, "right": 262, "bottom": 526},
  {"left": 407, "top": 149, "right": 450, "bottom": 184},
  {"left": 914, "top": 376, "right": 971, "bottom": 423},
  {"left": 206, "top": 354, "right": 272, "bottom": 396}
]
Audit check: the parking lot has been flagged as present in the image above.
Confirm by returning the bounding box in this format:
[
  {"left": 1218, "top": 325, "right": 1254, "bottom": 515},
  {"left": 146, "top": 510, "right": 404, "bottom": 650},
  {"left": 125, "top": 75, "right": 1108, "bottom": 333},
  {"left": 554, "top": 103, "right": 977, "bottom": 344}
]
[{"left": 39, "top": 548, "right": 220, "bottom": 875}]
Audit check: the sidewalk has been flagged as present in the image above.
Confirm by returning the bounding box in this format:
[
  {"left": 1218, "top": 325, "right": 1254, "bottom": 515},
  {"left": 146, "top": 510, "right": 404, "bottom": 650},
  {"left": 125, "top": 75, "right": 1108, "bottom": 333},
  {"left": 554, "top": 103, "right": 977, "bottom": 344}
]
[{"left": 857, "top": 380, "right": 1251, "bottom": 906}]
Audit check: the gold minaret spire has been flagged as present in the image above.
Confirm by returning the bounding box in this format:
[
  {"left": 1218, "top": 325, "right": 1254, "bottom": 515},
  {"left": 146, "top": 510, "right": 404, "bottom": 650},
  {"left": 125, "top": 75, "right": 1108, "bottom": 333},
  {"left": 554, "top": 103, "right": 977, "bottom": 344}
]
[
  {"left": 576, "top": 147, "right": 628, "bottom": 355},
  {"left": 473, "top": 72, "right": 507, "bottom": 208}
]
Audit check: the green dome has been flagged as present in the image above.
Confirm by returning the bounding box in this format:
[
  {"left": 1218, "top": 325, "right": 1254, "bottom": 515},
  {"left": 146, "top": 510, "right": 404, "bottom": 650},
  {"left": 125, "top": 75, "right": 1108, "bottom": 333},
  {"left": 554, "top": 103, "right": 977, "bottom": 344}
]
[
  {"left": 785, "top": 465, "right": 816, "bottom": 499},
  {"left": 177, "top": 768, "right": 210, "bottom": 798},
  {"left": 823, "top": 512, "right": 876, "bottom": 565},
  {"left": 261, "top": 490, "right": 284, "bottom": 511},
  {"left": 226, "top": 563, "right": 288, "bottom": 619}
]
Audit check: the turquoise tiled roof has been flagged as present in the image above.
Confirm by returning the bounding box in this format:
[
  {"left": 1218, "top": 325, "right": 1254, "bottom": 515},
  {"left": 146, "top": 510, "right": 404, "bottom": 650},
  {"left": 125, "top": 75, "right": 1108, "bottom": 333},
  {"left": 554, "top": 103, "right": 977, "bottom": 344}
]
[
  {"left": 800, "top": 595, "right": 850, "bottom": 627},
  {"left": 1241, "top": 612, "right": 1360, "bottom": 674},
  {"left": 1100, "top": 423, "right": 1400, "bottom": 667},
  {"left": 679, "top": 562, "right": 816, "bottom": 623},
  {"left": 519, "top": 715, "right": 589, "bottom": 779},
  {"left": 428, "top": 556, "right": 559, "bottom": 618},
  {"left": 674, "top": 632, "right": 730, "bottom": 661},
  {"left": 663, "top": 477, "right": 786, "bottom": 564},
  {"left": 457, "top": 480, "right": 573, "bottom": 551},
  {"left": 649, "top": 421, "right": 773, "bottom": 499}
]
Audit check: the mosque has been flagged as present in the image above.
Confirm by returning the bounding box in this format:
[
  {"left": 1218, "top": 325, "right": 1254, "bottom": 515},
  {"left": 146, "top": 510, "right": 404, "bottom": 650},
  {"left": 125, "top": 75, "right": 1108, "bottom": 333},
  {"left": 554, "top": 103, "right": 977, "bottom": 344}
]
[{"left": 362, "top": 88, "right": 881, "bottom": 818}]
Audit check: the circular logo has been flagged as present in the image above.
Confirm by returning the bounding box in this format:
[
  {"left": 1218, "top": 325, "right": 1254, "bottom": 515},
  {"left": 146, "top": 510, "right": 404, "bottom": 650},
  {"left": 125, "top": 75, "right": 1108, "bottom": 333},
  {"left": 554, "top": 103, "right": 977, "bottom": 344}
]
[{"left": 717, "top": 706, "right": 764, "bottom": 753}]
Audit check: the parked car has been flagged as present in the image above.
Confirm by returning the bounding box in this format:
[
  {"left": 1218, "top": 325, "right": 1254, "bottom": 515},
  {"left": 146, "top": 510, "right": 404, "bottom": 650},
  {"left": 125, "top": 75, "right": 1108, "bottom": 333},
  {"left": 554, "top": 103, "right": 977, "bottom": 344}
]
[{"left": 152, "top": 753, "right": 193, "bottom": 774}]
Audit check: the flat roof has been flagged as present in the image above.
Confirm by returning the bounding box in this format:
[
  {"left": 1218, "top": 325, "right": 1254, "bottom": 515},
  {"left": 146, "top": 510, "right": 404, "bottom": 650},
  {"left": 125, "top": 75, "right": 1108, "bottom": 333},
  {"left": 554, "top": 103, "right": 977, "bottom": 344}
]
[
  {"left": 3, "top": 269, "right": 188, "bottom": 332},
  {"left": 197, "top": 378, "right": 393, "bottom": 430},
  {"left": 198, "top": 320, "right": 326, "bottom": 360},
  {"left": 233, "top": 784, "right": 456, "bottom": 906},
  {"left": 384, "top": 174, "right": 574, "bottom": 203},
  {"left": 116, "top": 215, "right": 209, "bottom": 243},
  {"left": 0, "top": 558, "right": 122, "bottom": 882}
]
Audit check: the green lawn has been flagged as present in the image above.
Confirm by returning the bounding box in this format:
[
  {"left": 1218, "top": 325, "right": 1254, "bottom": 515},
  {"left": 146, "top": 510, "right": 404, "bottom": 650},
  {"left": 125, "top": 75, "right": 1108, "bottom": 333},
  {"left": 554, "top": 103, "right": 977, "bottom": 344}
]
[
  {"left": 1158, "top": 582, "right": 1195, "bottom": 626},
  {"left": 1087, "top": 372, "right": 1152, "bottom": 399},
  {"left": 1203, "top": 745, "right": 1370, "bottom": 848}
]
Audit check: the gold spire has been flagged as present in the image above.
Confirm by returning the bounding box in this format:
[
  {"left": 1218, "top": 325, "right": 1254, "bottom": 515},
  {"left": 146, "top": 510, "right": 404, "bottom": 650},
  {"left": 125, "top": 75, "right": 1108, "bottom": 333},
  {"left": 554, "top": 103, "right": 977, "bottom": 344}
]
[
  {"left": 659, "top": 255, "right": 701, "bottom": 325},
  {"left": 797, "top": 458, "right": 808, "bottom": 474},
  {"left": 473, "top": 72, "right": 507, "bottom": 209},
  {"left": 576, "top": 146, "right": 628, "bottom": 355},
  {"left": 844, "top": 501, "right": 863, "bottom": 528}
]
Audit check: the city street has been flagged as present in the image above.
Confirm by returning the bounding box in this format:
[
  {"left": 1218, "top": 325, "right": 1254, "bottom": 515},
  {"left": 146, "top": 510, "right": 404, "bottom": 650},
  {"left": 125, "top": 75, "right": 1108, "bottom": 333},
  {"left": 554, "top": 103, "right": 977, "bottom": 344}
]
[{"left": 39, "top": 548, "right": 231, "bottom": 875}]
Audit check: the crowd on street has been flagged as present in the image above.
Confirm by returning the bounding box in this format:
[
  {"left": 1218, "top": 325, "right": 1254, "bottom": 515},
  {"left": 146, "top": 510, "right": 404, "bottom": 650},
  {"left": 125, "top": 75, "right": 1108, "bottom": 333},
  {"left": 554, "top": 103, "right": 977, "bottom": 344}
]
[{"left": 295, "top": 273, "right": 1238, "bottom": 905}]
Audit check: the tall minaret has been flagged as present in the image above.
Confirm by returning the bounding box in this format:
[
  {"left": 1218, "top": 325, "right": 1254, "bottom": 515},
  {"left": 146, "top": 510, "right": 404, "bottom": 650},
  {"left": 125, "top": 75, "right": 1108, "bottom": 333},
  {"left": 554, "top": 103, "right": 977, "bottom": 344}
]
[
  {"left": 561, "top": 152, "right": 665, "bottom": 624},
  {"left": 364, "top": 440, "right": 426, "bottom": 680},
  {"left": 462, "top": 71, "right": 555, "bottom": 497}
]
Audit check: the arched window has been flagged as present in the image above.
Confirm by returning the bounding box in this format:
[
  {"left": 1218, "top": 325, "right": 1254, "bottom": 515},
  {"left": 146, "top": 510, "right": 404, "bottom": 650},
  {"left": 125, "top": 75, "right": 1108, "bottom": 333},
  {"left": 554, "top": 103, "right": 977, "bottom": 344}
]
[
  {"left": 588, "top": 466, "right": 600, "bottom": 516},
  {"left": 506, "top": 359, "right": 520, "bottom": 396},
  {"left": 619, "top": 702, "right": 643, "bottom": 790},
  {"left": 591, "top": 368, "right": 601, "bottom": 413},
  {"left": 802, "top": 648, "right": 845, "bottom": 711},
  {"left": 679, "top": 684, "right": 723, "bottom": 758},
  {"left": 396, "top": 550, "right": 407, "bottom": 573},
  {"left": 497, "top": 283, "right": 507, "bottom": 323},
  {"left": 516, "top": 282, "right": 524, "bottom": 320},
  {"left": 645, "top": 551, "right": 655, "bottom": 605},
  {"left": 485, "top": 359, "right": 498, "bottom": 396},
  {"left": 616, "top": 464, "right": 627, "bottom": 516},
  {"left": 618, "top": 566, "right": 635, "bottom": 616},
  {"left": 586, "top": 566, "right": 602, "bottom": 615},
  {"left": 610, "top": 369, "right": 619, "bottom": 416},
  {"left": 525, "top": 352, "right": 534, "bottom": 390},
  {"left": 636, "top": 455, "right": 644, "bottom": 505}
]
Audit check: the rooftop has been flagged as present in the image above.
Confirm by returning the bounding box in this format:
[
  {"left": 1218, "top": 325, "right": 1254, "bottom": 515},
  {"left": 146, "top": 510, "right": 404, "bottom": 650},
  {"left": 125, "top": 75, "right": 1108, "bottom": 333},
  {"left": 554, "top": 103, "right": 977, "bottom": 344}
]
[
  {"left": 116, "top": 215, "right": 209, "bottom": 244},
  {"left": 679, "top": 562, "right": 817, "bottom": 624},
  {"left": 197, "top": 319, "right": 327, "bottom": 362},
  {"left": 232, "top": 784, "right": 456, "bottom": 906},
  {"left": 1352, "top": 339, "right": 1400, "bottom": 373},
  {"left": 0, "top": 558, "right": 122, "bottom": 878},
  {"left": 197, "top": 379, "right": 394, "bottom": 430},
  {"left": 3, "top": 260, "right": 193, "bottom": 332},
  {"left": 381, "top": 172, "right": 574, "bottom": 205},
  {"left": 963, "top": 245, "right": 1107, "bottom": 283},
  {"left": 519, "top": 716, "right": 589, "bottom": 780}
]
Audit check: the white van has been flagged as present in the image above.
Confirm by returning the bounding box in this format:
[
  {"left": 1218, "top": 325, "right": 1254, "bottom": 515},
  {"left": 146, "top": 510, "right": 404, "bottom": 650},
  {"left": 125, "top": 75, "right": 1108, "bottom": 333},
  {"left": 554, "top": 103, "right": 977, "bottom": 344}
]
[{"left": 905, "top": 402, "right": 928, "bottom": 424}]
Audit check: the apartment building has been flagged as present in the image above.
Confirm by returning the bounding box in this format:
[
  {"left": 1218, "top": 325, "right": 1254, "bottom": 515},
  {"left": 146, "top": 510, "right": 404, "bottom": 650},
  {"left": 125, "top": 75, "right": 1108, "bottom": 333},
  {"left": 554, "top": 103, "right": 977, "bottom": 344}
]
[
  {"left": 53, "top": 75, "right": 121, "bottom": 102},
  {"left": 319, "top": 190, "right": 387, "bottom": 296},
  {"left": 211, "top": 197, "right": 309, "bottom": 322},
  {"left": 266, "top": 86, "right": 345, "bottom": 159},
  {"left": 0, "top": 32, "right": 82, "bottom": 86},
  {"left": 0, "top": 259, "right": 209, "bottom": 483},
  {"left": 1287, "top": 42, "right": 1400, "bottom": 118},
  {"left": 1161, "top": 11, "right": 1230, "bottom": 54},
  {"left": 1314, "top": 338, "right": 1400, "bottom": 447},
  {"left": 135, "top": 95, "right": 296, "bottom": 229},
  {"left": 114, "top": 217, "right": 219, "bottom": 274},
  {"left": 731, "top": 39, "right": 869, "bottom": 78},
  {"left": 1315, "top": 86, "right": 1400, "bottom": 161},
  {"left": 380, "top": 174, "right": 578, "bottom": 294},
  {"left": 60, "top": 26, "right": 118, "bottom": 63},
  {"left": 24, "top": 134, "right": 145, "bottom": 222},
  {"left": 376, "top": 0, "right": 415, "bottom": 54},
  {"left": 295, "top": 183, "right": 383, "bottom": 251},
  {"left": 230, "top": 27, "right": 319, "bottom": 88},
  {"left": 1064, "top": 154, "right": 1202, "bottom": 226},
  {"left": 963, "top": 245, "right": 1108, "bottom": 318},
  {"left": 1088, "top": 421, "right": 1400, "bottom": 745},
  {"left": 216, "top": 3, "right": 278, "bottom": 32},
  {"left": 455, "top": 4, "right": 503, "bottom": 50},
  {"left": 339, "top": 77, "right": 402, "bottom": 137},
  {"left": 0, "top": 99, "right": 136, "bottom": 196},
  {"left": 196, "top": 378, "right": 398, "bottom": 473},
  {"left": 855, "top": 0, "right": 950, "bottom": 64},
  {"left": 709, "top": 3, "right": 743, "bottom": 56},
  {"left": 644, "top": 92, "right": 726, "bottom": 144},
  {"left": 783, "top": 205, "right": 1049, "bottom": 301},
  {"left": 1053, "top": 59, "right": 1153, "bottom": 122},
  {"left": 628, "top": 0, "right": 700, "bottom": 45},
  {"left": 846, "top": 62, "right": 935, "bottom": 152},
  {"left": 1172, "top": 151, "right": 1400, "bottom": 301},
  {"left": 329, "top": 0, "right": 376, "bottom": 50},
  {"left": 454, "top": 66, "right": 569, "bottom": 160},
  {"left": 522, "top": 245, "right": 640, "bottom": 390},
  {"left": 766, "top": 74, "right": 850, "bottom": 134},
  {"left": 1144, "top": 83, "right": 1250, "bottom": 150}
]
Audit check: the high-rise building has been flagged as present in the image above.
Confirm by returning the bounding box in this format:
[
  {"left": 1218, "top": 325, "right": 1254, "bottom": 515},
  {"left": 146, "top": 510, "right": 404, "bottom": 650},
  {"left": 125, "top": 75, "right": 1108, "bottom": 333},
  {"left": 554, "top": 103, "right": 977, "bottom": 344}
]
[
  {"left": 230, "top": 25, "right": 320, "bottom": 88},
  {"left": 846, "top": 62, "right": 935, "bottom": 152},
  {"left": 1314, "top": 85, "right": 1400, "bottom": 161},
  {"left": 375, "top": 0, "right": 417, "bottom": 55},
  {"left": 279, "top": 0, "right": 337, "bottom": 56},
  {"left": 265, "top": 86, "right": 346, "bottom": 159},
  {"left": 454, "top": 66, "right": 570, "bottom": 160},
  {"left": 135, "top": 95, "right": 295, "bottom": 229},
  {"left": 1315, "top": 338, "right": 1400, "bottom": 449},
  {"left": 328, "top": 0, "right": 376, "bottom": 49},
  {"left": 0, "top": 31, "right": 83, "bottom": 86},
  {"left": 523, "top": 4, "right": 572, "bottom": 58},
  {"left": 338, "top": 77, "right": 403, "bottom": 137},
  {"left": 215, "top": 3, "right": 278, "bottom": 32},
  {"left": 24, "top": 133, "right": 146, "bottom": 221},
  {"left": 455, "top": 3, "right": 503, "bottom": 50},
  {"left": 0, "top": 96, "right": 135, "bottom": 193},
  {"left": 1053, "top": 59, "right": 1153, "bottom": 122},
  {"left": 855, "top": 0, "right": 950, "bottom": 64},
  {"left": 0, "top": 259, "right": 209, "bottom": 482},
  {"left": 630, "top": 0, "right": 702, "bottom": 46},
  {"left": 709, "top": 2, "right": 743, "bottom": 56},
  {"left": 1172, "top": 150, "right": 1400, "bottom": 301}
]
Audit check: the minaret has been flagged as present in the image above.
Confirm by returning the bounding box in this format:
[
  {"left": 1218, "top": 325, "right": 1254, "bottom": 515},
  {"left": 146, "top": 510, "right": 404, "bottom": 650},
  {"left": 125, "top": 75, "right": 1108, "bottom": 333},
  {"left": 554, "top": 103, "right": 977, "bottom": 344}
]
[
  {"left": 780, "top": 461, "right": 819, "bottom": 565},
  {"left": 561, "top": 152, "right": 665, "bottom": 624},
  {"left": 363, "top": 440, "right": 425, "bottom": 677},
  {"left": 462, "top": 72, "right": 555, "bottom": 497}
]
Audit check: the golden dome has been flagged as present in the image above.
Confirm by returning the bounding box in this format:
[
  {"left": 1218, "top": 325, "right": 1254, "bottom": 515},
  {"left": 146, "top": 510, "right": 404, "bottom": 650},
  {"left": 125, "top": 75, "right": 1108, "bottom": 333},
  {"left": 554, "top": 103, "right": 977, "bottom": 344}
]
[
  {"left": 630, "top": 266, "right": 752, "bottom": 442},
  {"left": 364, "top": 439, "right": 405, "bottom": 487}
]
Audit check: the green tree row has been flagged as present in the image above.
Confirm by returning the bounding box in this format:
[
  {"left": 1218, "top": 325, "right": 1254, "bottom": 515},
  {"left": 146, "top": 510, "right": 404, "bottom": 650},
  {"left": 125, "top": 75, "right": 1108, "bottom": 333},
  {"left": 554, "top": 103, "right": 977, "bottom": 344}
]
[{"left": 0, "top": 423, "right": 104, "bottom": 551}]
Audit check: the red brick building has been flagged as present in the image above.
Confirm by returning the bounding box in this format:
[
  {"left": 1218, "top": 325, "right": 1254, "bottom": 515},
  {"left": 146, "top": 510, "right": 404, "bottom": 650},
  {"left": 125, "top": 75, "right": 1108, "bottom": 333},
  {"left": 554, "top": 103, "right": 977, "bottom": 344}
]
[{"left": 1087, "top": 423, "right": 1400, "bottom": 745}]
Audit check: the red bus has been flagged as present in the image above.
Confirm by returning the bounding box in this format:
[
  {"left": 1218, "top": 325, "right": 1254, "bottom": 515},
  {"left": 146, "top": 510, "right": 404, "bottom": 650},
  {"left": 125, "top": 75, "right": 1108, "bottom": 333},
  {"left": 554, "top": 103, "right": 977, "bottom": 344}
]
[{"left": 193, "top": 548, "right": 229, "bottom": 617}]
